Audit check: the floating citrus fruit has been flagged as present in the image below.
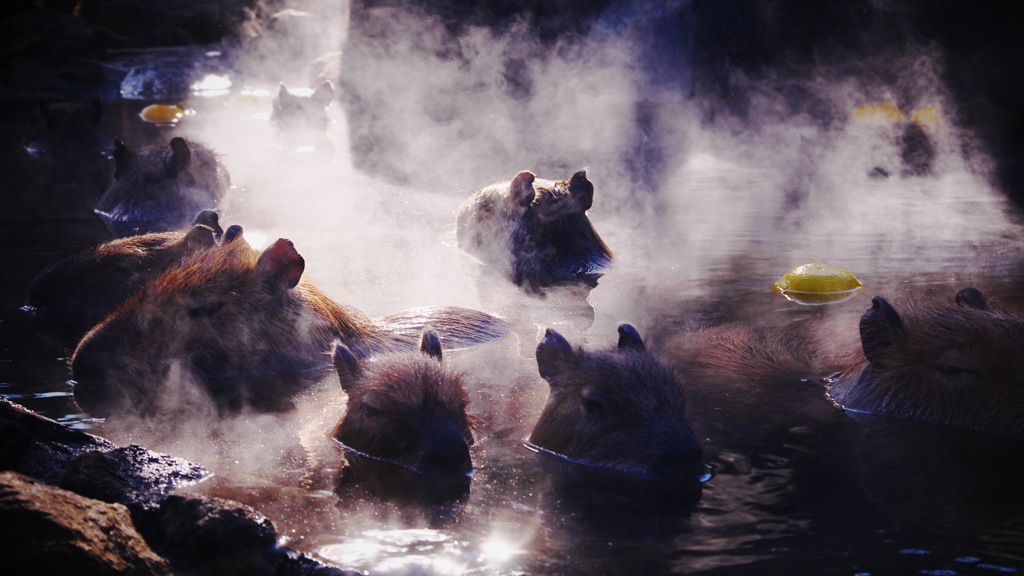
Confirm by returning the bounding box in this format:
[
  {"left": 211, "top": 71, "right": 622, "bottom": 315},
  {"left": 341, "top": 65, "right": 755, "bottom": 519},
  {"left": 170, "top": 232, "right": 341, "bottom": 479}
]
[
  {"left": 773, "top": 263, "right": 865, "bottom": 305},
  {"left": 852, "top": 102, "right": 905, "bottom": 124},
  {"left": 911, "top": 105, "right": 942, "bottom": 132},
  {"left": 139, "top": 104, "right": 185, "bottom": 125}
]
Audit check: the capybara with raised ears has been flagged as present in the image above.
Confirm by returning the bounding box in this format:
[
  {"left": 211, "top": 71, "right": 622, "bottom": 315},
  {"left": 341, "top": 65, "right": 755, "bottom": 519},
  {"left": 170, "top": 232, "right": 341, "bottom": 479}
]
[
  {"left": 528, "top": 324, "right": 705, "bottom": 481},
  {"left": 24, "top": 211, "right": 225, "bottom": 347},
  {"left": 456, "top": 169, "right": 612, "bottom": 294},
  {"left": 664, "top": 288, "right": 1024, "bottom": 440},
  {"left": 70, "top": 237, "right": 508, "bottom": 418},
  {"left": 271, "top": 82, "right": 334, "bottom": 135},
  {"left": 827, "top": 288, "right": 1024, "bottom": 439},
  {"left": 95, "top": 137, "right": 230, "bottom": 236},
  {"left": 331, "top": 328, "right": 474, "bottom": 477}
]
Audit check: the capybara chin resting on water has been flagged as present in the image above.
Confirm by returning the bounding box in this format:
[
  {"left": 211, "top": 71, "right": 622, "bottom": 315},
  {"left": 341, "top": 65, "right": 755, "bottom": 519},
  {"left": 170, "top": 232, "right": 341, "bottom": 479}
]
[
  {"left": 528, "top": 324, "right": 704, "bottom": 481},
  {"left": 332, "top": 329, "right": 473, "bottom": 477},
  {"left": 827, "top": 288, "right": 1024, "bottom": 439},
  {"left": 456, "top": 169, "right": 612, "bottom": 294},
  {"left": 70, "top": 236, "right": 507, "bottom": 418}
]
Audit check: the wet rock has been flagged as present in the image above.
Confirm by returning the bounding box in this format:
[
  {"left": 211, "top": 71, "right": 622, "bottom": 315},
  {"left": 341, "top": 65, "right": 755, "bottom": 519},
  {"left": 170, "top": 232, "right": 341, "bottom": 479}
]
[
  {"left": 0, "top": 471, "right": 172, "bottom": 576},
  {"left": 147, "top": 494, "right": 278, "bottom": 576}
]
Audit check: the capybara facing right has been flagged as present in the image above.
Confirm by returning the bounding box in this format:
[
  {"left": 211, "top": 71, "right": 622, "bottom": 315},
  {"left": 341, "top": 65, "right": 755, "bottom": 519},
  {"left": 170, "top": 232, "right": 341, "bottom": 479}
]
[
  {"left": 665, "top": 288, "right": 1024, "bottom": 440},
  {"left": 332, "top": 329, "right": 473, "bottom": 477},
  {"left": 529, "top": 324, "right": 704, "bottom": 481},
  {"left": 95, "top": 137, "right": 230, "bottom": 236}
]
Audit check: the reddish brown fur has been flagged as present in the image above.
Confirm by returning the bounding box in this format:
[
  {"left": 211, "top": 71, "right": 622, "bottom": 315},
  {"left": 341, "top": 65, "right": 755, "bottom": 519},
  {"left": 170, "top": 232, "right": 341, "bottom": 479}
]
[
  {"left": 529, "top": 325, "right": 704, "bottom": 481},
  {"left": 332, "top": 332, "right": 474, "bottom": 476},
  {"left": 70, "top": 237, "right": 506, "bottom": 417}
]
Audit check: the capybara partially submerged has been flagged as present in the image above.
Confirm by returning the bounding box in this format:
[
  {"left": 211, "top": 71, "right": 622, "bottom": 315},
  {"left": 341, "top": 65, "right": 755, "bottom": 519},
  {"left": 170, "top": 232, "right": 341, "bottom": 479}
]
[
  {"left": 827, "top": 288, "right": 1024, "bottom": 439},
  {"left": 332, "top": 329, "right": 473, "bottom": 477},
  {"left": 456, "top": 170, "right": 612, "bottom": 294},
  {"left": 24, "top": 211, "right": 224, "bottom": 347},
  {"left": 666, "top": 288, "right": 1024, "bottom": 440},
  {"left": 528, "top": 324, "right": 704, "bottom": 481},
  {"left": 270, "top": 82, "right": 334, "bottom": 136},
  {"left": 70, "top": 237, "right": 507, "bottom": 418},
  {"left": 23, "top": 98, "right": 112, "bottom": 161},
  {"left": 95, "top": 137, "right": 230, "bottom": 236}
]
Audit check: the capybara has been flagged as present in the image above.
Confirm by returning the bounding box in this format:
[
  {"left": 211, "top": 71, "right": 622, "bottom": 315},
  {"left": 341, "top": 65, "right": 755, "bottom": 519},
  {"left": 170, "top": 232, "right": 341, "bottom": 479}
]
[
  {"left": 95, "top": 137, "right": 230, "bottom": 236},
  {"left": 270, "top": 82, "right": 334, "bottom": 136},
  {"left": 23, "top": 98, "right": 112, "bottom": 161},
  {"left": 665, "top": 288, "right": 1024, "bottom": 440},
  {"left": 70, "top": 237, "right": 507, "bottom": 418},
  {"left": 24, "top": 211, "right": 224, "bottom": 347},
  {"left": 456, "top": 170, "right": 612, "bottom": 294},
  {"left": 331, "top": 328, "right": 473, "bottom": 477},
  {"left": 528, "top": 324, "right": 704, "bottom": 481}
]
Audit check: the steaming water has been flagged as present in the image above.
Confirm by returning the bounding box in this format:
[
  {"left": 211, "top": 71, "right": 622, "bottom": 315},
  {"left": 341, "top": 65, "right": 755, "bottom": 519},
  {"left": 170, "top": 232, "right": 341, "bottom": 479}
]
[{"left": 4, "top": 1, "right": 1024, "bottom": 573}]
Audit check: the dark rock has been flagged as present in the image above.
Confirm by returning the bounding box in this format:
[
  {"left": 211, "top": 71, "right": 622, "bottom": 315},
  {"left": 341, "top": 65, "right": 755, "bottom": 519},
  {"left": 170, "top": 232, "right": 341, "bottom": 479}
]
[{"left": 0, "top": 471, "right": 172, "bottom": 576}]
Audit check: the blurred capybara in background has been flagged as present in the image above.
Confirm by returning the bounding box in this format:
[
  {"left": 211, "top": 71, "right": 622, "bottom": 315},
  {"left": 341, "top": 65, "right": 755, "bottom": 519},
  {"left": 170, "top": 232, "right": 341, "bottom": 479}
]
[
  {"left": 332, "top": 329, "right": 474, "bottom": 477},
  {"left": 23, "top": 98, "right": 112, "bottom": 161},
  {"left": 70, "top": 236, "right": 507, "bottom": 418},
  {"left": 270, "top": 82, "right": 334, "bottom": 136},
  {"left": 528, "top": 324, "right": 705, "bottom": 481},
  {"left": 457, "top": 169, "right": 612, "bottom": 294},
  {"left": 94, "top": 137, "right": 230, "bottom": 236},
  {"left": 24, "top": 211, "right": 224, "bottom": 348},
  {"left": 664, "top": 288, "right": 1024, "bottom": 440}
]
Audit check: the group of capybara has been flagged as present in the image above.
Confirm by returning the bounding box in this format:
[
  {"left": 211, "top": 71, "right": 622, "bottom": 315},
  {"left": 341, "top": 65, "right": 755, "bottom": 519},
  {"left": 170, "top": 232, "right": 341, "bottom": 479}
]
[{"left": 20, "top": 88, "right": 1024, "bottom": 496}]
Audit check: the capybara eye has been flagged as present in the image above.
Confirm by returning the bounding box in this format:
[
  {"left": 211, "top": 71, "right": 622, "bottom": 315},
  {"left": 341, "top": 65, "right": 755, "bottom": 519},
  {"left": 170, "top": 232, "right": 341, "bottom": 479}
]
[
  {"left": 934, "top": 364, "right": 981, "bottom": 379},
  {"left": 188, "top": 301, "right": 225, "bottom": 319},
  {"left": 581, "top": 392, "right": 605, "bottom": 413},
  {"left": 361, "top": 402, "right": 382, "bottom": 417}
]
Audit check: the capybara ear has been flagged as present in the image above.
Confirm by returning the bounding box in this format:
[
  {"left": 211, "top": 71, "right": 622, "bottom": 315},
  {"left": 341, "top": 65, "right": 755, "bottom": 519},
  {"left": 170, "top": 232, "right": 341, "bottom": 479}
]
[
  {"left": 180, "top": 224, "right": 216, "bottom": 255},
  {"left": 277, "top": 83, "right": 291, "bottom": 100},
  {"left": 511, "top": 171, "right": 536, "bottom": 207},
  {"left": 191, "top": 210, "right": 223, "bottom": 239},
  {"left": 257, "top": 238, "right": 305, "bottom": 293},
  {"left": 312, "top": 81, "right": 334, "bottom": 106},
  {"left": 860, "top": 296, "right": 905, "bottom": 366},
  {"left": 223, "top": 225, "right": 244, "bottom": 244},
  {"left": 955, "top": 287, "right": 987, "bottom": 310},
  {"left": 112, "top": 138, "right": 132, "bottom": 178},
  {"left": 568, "top": 169, "right": 594, "bottom": 211},
  {"left": 167, "top": 137, "right": 192, "bottom": 176},
  {"left": 333, "top": 342, "right": 362, "bottom": 392},
  {"left": 87, "top": 97, "right": 102, "bottom": 127},
  {"left": 617, "top": 323, "right": 646, "bottom": 352},
  {"left": 420, "top": 328, "right": 443, "bottom": 362},
  {"left": 536, "top": 328, "right": 574, "bottom": 384}
]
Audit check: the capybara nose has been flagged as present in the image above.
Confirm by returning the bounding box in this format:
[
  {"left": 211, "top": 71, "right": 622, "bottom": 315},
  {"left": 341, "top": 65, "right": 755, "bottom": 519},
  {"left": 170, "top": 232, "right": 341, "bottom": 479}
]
[{"left": 417, "top": 426, "right": 472, "bottom": 477}]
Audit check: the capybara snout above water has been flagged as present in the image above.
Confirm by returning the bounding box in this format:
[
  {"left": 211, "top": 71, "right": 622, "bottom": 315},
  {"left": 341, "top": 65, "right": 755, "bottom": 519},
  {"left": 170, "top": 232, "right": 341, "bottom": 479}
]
[
  {"left": 456, "top": 169, "right": 612, "bottom": 293},
  {"left": 70, "top": 236, "right": 507, "bottom": 418},
  {"left": 528, "top": 324, "right": 704, "bottom": 481},
  {"left": 332, "top": 329, "right": 473, "bottom": 477},
  {"left": 828, "top": 288, "right": 1024, "bottom": 439}
]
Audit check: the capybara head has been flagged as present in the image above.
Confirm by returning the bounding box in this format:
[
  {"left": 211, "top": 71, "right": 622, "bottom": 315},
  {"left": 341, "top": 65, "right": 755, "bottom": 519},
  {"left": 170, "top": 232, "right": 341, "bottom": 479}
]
[
  {"left": 95, "top": 137, "right": 230, "bottom": 236},
  {"left": 332, "top": 329, "right": 473, "bottom": 477},
  {"left": 827, "top": 288, "right": 1024, "bottom": 439},
  {"left": 528, "top": 324, "right": 704, "bottom": 481},
  {"left": 271, "top": 82, "right": 334, "bottom": 134},
  {"left": 25, "top": 213, "right": 222, "bottom": 347},
  {"left": 23, "top": 98, "right": 111, "bottom": 159},
  {"left": 456, "top": 170, "right": 612, "bottom": 292},
  {"left": 70, "top": 233, "right": 376, "bottom": 417}
]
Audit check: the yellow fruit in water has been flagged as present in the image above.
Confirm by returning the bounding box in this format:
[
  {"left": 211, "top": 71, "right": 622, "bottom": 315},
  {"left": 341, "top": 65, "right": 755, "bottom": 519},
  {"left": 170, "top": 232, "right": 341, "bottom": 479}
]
[
  {"left": 852, "top": 102, "right": 905, "bottom": 124},
  {"left": 139, "top": 104, "right": 185, "bottom": 124},
  {"left": 773, "top": 263, "right": 865, "bottom": 305},
  {"left": 911, "top": 105, "right": 942, "bottom": 132}
]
